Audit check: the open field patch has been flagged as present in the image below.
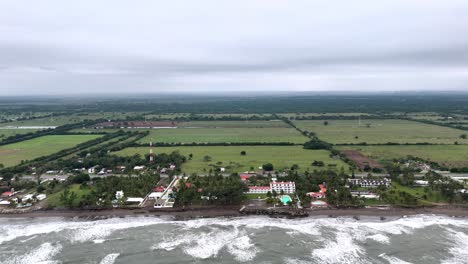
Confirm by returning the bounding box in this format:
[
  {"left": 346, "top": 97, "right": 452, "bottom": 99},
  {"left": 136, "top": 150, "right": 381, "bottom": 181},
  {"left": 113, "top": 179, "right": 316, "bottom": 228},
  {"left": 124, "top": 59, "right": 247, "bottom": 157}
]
[
  {"left": 136, "top": 127, "right": 308, "bottom": 144},
  {"left": 0, "top": 134, "right": 101, "bottom": 167},
  {"left": 178, "top": 120, "right": 288, "bottom": 128},
  {"left": 337, "top": 145, "right": 468, "bottom": 168},
  {"left": 341, "top": 150, "right": 382, "bottom": 170},
  {"left": 115, "top": 146, "right": 350, "bottom": 173},
  {"left": 294, "top": 119, "right": 468, "bottom": 144},
  {"left": 0, "top": 129, "right": 39, "bottom": 142}
]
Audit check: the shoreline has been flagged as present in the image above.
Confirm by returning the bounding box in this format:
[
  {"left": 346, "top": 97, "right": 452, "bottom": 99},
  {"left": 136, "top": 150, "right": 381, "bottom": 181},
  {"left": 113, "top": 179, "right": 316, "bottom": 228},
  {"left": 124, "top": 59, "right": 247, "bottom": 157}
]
[{"left": 1, "top": 206, "right": 467, "bottom": 219}]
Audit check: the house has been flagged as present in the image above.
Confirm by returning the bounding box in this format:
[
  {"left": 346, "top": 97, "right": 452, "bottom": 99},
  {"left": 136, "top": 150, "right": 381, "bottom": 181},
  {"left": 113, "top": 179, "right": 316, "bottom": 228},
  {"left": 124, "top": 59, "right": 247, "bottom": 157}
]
[
  {"left": 116, "top": 166, "right": 126, "bottom": 172},
  {"left": 414, "top": 180, "right": 429, "bottom": 186},
  {"left": 87, "top": 166, "right": 98, "bottom": 174},
  {"left": 220, "top": 167, "right": 225, "bottom": 172},
  {"left": 270, "top": 181, "right": 296, "bottom": 194},
  {"left": 348, "top": 178, "right": 391, "bottom": 188},
  {"left": 116, "top": 190, "right": 124, "bottom": 199},
  {"left": 153, "top": 186, "right": 165, "bottom": 192},
  {"left": 247, "top": 186, "right": 270, "bottom": 194},
  {"left": 133, "top": 165, "right": 145, "bottom": 171},
  {"left": 1, "top": 191, "right": 13, "bottom": 198},
  {"left": 307, "top": 184, "right": 327, "bottom": 199},
  {"left": 126, "top": 197, "right": 144, "bottom": 204},
  {"left": 149, "top": 192, "right": 164, "bottom": 200},
  {"left": 36, "top": 194, "right": 47, "bottom": 201},
  {"left": 240, "top": 173, "right": 252, "bottom": 181}
]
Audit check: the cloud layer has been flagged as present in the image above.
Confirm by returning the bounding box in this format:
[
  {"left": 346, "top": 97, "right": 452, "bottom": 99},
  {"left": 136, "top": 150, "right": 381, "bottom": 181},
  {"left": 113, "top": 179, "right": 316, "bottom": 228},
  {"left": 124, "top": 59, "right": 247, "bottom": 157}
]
[{"left": 1, "top": 0, "right": 468, "bottom": 95}]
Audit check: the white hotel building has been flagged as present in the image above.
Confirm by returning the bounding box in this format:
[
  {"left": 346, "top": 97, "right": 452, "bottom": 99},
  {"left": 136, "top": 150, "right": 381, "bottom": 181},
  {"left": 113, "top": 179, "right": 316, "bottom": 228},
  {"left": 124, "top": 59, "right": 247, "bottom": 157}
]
[{"left": 246, "top": 181, "right": 296, "bottom": 194}]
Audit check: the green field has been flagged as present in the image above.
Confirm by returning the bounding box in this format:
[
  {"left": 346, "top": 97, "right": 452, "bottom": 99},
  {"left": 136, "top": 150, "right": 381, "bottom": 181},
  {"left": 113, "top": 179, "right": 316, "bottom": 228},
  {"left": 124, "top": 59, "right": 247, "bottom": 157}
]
[
  {"left": 0, "top": 129, "right": 39, "bottom": 141},
  {"left": 137, "top": 127, "right": 308, "bottom": 144},
  {"left": 178, "top": 120, "right": 288, "bottom": 128},
  {"left": 337, "top": 145, "right": 468, "bottom": 168},
  {"left": 46, "top": 184, "right": 92, "bottom": 208},
  {"left": 279, "top": 112, "right": 376, "bottom": 118},
  {"left": 0, "top": 135, "right": 101, "bottom": 167},
  {"left": 294, "top": 119, "right": 468, "bottom": 144},
  {"left": 115, "top": 146, "right": 350, "bottom": 173}
]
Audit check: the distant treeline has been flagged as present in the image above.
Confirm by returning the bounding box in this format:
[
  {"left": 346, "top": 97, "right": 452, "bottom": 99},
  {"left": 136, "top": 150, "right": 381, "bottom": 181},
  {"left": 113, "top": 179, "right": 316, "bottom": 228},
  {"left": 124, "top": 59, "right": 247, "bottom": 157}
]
[{"left": 2, "top": 94, "right": 468, "bottom": 114}]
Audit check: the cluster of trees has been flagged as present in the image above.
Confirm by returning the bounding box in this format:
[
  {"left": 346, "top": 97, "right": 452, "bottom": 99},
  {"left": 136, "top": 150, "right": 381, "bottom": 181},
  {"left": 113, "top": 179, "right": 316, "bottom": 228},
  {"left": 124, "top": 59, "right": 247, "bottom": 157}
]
[
  {"left": 425, "top": 171, "right": 467, "bottom": 203},
  {"left": 174, "top": 174, "right": 246, "bottom": 206},
  {"left": 303, "top": 138, "right": 332, "bottom": 150}
]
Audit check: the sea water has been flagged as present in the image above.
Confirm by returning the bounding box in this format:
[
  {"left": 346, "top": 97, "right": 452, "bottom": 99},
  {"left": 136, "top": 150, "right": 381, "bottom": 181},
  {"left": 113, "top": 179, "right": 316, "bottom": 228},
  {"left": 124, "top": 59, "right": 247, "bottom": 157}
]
[{"left": 0, "top": 215, "right": 467, "bottom": 264}]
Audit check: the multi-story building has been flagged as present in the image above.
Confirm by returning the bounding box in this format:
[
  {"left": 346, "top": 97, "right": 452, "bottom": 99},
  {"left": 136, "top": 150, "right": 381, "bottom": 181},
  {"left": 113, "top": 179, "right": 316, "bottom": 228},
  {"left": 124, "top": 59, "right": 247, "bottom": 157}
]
[{"left": 270, "top": 181, "right": 296, "bottom": 194}]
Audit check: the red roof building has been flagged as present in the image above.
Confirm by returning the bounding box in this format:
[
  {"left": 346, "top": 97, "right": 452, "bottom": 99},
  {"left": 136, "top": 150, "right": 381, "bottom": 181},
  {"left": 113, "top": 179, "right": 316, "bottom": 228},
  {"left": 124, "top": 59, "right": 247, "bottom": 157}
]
[
  {"left": 153, "top": 186, "right": 165, "bottom": 192},
  {"left": 1, "top": 191, "right": 13, "bottom": 197},
  {"left": 240, "top": 173, "right": 252, "bottom": 181}
]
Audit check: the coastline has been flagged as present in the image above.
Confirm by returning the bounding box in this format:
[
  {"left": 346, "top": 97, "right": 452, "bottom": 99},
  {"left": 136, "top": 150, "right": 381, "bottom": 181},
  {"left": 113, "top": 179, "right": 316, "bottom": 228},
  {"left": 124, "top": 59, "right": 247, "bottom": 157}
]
[{"left": 1, "top": 206, "right": 467, "bottom": 219}]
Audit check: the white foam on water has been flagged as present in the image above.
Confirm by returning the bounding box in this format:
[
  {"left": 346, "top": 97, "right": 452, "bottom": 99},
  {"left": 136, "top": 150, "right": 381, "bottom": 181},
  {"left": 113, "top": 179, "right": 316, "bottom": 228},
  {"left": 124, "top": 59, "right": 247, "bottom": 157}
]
[
  {"left": 312, "top": 231, "right": 368, "bottom": 264},
  {"left": 366, "top": 234, "right": 390, "bottom": 244},
  {"left": 284, "top": 258, "right": 314, "bottom": 264},
  {"left": 0, "top": 216, "right": 167, "bottom": 245},
  {"left": 6, "top": 242, "right": 62, "bottom": 264},
  {"left": 442, "top": 228, "right": 468, "bottom": 264},
  {"left": 153, "top": 226, "right": 259, "bottom": 261},
  {"left": 379, "top": 253, "right": 413, "bottom": 264},
  {"left": 226, "top": 235, "right": 259, "bottom": 262},
  {"left": 99, "top": 253, "right": 120, "bottom": 264},
  {"left": 93, "top": 239, "right": 106, "bottom": 244},
  {"left": 178, "top": 216, "right": 320, "bottom": 236}
]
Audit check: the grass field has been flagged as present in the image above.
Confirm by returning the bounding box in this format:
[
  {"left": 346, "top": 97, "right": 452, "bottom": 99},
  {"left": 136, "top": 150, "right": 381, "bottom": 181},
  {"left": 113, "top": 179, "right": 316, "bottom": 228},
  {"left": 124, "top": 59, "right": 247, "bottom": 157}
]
[
  {"left": 0, "top": 129, "right": 39, "bottom": 141},
  {"left": 178, "top": 120, "right": 288, "bottom": 128},
  {"left": 337, "top": 145, "right": 468, "bottom": 168},
  {"left": 115, "top": 146, "right": 350, "bottom": 173},
  {"left": 0, "top": 135, "right": 101, "bottom": 167},
  {"left": 294, "top": 119, "right": 468, "bottom": 144},
  {"left": 136, "top": 127, "right": 308, "bottom": 144},
  {"left": 279, "top": 112, "right": 376, "bottom": 118},
  {"left": 46, "top": 184, "right": 92, "bottom": 208}
]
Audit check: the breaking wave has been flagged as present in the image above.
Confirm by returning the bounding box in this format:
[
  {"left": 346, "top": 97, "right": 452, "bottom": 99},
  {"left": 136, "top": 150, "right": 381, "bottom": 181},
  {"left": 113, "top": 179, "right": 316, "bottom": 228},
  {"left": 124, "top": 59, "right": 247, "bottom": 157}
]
[
  {"left": 6, "top": 242, "right": 62, "bottom": 264},
  {"left": 0, "top": 214, "right": 466, "bottom": 263}
]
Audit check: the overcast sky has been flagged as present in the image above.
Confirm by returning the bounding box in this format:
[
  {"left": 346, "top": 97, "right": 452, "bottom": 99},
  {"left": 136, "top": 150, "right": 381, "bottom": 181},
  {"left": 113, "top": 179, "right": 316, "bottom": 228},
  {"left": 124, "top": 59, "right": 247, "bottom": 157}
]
[{"left": 1, "top": 0, "right": 468, "bottom": 95}]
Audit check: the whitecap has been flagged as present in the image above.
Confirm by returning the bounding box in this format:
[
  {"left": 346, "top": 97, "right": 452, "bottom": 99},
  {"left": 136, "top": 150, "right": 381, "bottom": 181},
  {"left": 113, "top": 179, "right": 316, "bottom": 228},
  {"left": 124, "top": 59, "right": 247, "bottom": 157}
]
[
  {"left": 99, "top": 253, "right": 120, "bottom": 264},
  {"left": 367, "top": 234, "right": 390, "bottom": 244},
  {"left": 379, "top": 253, "right": 413, "bottom": 264},
  {"left": 442, "top": 227, "right": 468, "bottom": 264},
  {"left": 6, "top": 242, "right": 62, "bottom": 264},
  {"left": 312, "top": 231, "right": 368, "bottom": 264}
]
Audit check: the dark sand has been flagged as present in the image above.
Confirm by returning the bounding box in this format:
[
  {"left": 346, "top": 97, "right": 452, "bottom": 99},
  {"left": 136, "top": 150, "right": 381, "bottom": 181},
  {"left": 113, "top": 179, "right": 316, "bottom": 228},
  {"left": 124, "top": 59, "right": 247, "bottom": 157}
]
[{"left": 1, "top": 206, "right": 467, "bottom": 219}]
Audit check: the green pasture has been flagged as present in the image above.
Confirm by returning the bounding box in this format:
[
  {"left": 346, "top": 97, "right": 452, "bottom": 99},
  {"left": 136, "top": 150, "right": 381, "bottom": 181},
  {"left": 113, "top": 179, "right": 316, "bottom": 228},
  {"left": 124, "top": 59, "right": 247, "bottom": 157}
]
[
  {"left": 115, "top": 146, "right": 350, "bottom": 174},
  {"left": 136, "top": 127, "right": 307, "bottom": 144},
  {"left": 0, "top": 135, "right": 101, "bottom": 167},
  {"left": 337, "top": 145, "right": 468, "bottom": 168},
  {"left": 294, "top": 119, "right": 468, "bottom": 144},
  {"left": 178, "top": 120, "right": 288, "bottom": 128}
]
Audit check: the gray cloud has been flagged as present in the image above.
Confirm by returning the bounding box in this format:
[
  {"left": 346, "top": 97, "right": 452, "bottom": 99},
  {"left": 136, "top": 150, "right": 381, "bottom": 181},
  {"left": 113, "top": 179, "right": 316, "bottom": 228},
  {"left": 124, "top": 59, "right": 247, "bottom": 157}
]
[{"left": 1, "top": 0, "right": 468, "bottom": 95}]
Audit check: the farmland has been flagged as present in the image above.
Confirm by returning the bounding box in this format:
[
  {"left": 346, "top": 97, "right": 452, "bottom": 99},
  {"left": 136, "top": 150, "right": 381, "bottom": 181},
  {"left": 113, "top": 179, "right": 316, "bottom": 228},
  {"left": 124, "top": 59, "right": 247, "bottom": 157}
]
[
  {"left": 0, "top": 134, "right": 101, "bottom": 167},
  {"left": 136, "top": 127, "right": 307, "bottom": 144},
  {"left": 337, "top": 145, "right": 468, "bottom": 168},
  {"left": 0, "top": 129, "right": 39, "bottom": 142},
  {"left": 115, "top": 146, "right": 350, "bottom": 173},
  {"left": 294, "top": 119, "right": 468, "bottom": 144},
  {"left": 178, "top": 120, "right": 288, "bottom": 128}
]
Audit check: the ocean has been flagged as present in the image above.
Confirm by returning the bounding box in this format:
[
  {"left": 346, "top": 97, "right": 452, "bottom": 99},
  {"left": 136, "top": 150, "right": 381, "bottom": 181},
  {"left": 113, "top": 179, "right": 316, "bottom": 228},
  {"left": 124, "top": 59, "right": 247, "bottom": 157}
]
[{"left": 0, "top": 215, "right": 467, "bottom": 264}]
